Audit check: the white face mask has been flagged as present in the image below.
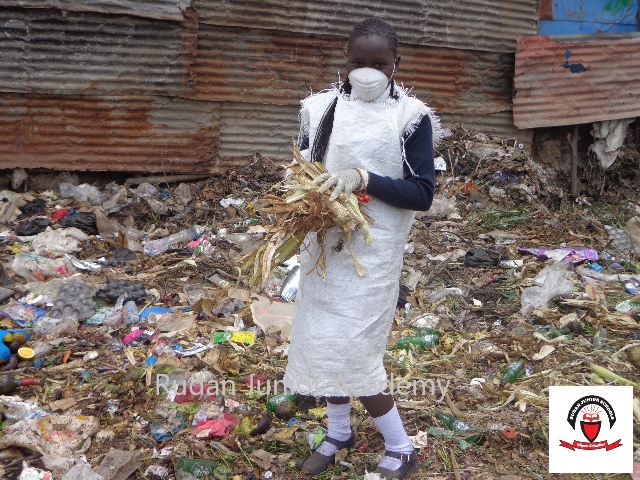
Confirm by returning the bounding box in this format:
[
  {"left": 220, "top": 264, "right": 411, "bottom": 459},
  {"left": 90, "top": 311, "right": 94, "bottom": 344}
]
[{"left": 348, "top": 67, "right": 391, "bottom": 102}]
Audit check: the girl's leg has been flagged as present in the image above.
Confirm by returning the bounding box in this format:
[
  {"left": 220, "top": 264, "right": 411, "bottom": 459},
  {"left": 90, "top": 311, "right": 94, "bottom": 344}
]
[
  {"left": 302, "top": 396, "right": 354, "bottom": 474},
  {"left": 359, "top": 392, "right": 416, "bottom": 473},
  {"left": 315, "top": 396, "right": 353, "bottom": 455}
]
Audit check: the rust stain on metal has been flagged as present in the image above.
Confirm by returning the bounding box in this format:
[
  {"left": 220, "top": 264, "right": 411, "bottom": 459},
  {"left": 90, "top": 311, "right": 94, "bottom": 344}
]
[
  {"left": 513, "top": 33, "right": 640, "bottom": 129},
  {"left": 0, "top": 0, "right": 188, "bottom": 21},
  {"left": 0, "top": 94, "right": 221, "bottom": 172},
  {"left": 540, "top": 0, "right": 554, "bottom": 20},
  {"left": 194, "top": 24, "right": 513, "bottom": 115},
  {"left": 194, "top": 0, "right": 539, "bottom": 53},
  {"left": 0, "top": 3, "right": 534, "bottom": 172},
  {"left": 219, "top": 103, "right": 532, "bottom": 162}
]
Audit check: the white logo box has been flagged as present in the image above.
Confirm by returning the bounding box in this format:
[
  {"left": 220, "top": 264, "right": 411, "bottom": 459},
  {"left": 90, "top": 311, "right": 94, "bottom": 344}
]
[{"left": 549, "top": 385, "right": 633, "bottom": 473}]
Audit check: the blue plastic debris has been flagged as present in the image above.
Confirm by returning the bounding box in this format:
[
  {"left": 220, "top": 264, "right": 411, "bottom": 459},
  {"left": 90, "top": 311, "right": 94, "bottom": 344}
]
[{"left": 588, "top": 263, "right": 605, "bottom": 272}]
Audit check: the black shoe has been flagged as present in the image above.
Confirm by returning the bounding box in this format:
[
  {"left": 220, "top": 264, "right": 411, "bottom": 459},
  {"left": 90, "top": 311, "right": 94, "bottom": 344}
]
[
  {"left": 301, "top": 434, "right": 356, "bottom": 475},
  {"left": 374, "top": 450, "right": 419, "bottom": 479}
]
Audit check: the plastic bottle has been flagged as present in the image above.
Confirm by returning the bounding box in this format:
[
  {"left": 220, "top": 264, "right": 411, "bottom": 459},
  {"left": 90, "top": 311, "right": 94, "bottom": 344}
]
[
  {"left": 175, "top": 458, "right": 217, "bottom": 479},
  {"left": 501, "top": 360, "right": 525, "bottom": 383},
  {"left": 396, "top": 329, "right": 441, "bottom": 349},
  {"left": 0, "top": 375, "right": 41, "bottom": 394},
  {"left": 143, "top": 227, "right": 199, "bottom": 256},
  {"left": 435, "top": 411, "right": 485, "bottom": 445},
  {"left": 153, "top": 340, "right": 175, "bottom": 356},
  {"left": 266, "top": 390, "right": 298, "bottom": 412}
]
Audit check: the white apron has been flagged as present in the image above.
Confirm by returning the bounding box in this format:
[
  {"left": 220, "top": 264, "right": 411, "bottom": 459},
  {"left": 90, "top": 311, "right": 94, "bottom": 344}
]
[{"left": 283, "top": 87, "right": 440, "bottom": 397}]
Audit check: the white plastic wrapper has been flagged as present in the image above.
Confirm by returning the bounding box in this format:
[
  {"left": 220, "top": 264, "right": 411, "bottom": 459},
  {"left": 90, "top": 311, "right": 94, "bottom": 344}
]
[{"left": 18, "top": 465, "right": 53, "bottom": 480}]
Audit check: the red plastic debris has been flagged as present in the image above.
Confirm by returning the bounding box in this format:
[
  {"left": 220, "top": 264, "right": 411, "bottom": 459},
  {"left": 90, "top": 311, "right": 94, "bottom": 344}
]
[
  {"left": 51, "top": 209, "right": 70, "bottom": 222},
  {"left": 244, "top": 374, "right": 268, "bottom": 387},
  {"left": 500, "top": 428, "right": 517, "bottom": 440},
  {"left": 191, "top": 413, "right": 240, "bottom": 439},
  {"left": 55, "top": 265, "right": 69, "bottom": 276},
  {"left": 465, "top": 181, "right": 473, "bottom": 195},
  {"left": 174, "top": 384, "right": 217, "bottom": 404}
]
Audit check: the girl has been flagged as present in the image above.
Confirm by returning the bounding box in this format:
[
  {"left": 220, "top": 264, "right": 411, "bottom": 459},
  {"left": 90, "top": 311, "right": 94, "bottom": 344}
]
[{"left": 283, "top": 17, "right": 442, "bottom": 479}]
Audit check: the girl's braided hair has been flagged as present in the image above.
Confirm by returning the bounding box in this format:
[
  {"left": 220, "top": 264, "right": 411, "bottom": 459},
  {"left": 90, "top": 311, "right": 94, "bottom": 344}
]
[{"left": 310, "top": 18, "right": 399, "bottom": 164}]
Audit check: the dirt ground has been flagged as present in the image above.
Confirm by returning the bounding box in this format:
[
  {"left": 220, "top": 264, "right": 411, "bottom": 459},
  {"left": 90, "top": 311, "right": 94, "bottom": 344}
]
[{"left": 0, "top": 127, "right": 639, "bottom": 480}]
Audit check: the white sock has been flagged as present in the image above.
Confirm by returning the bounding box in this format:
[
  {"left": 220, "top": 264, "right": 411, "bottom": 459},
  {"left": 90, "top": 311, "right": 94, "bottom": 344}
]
[
  {"left": 372, "top": 405, "right": 414, "bottom": 471},
  {"left": 315, "top": 401, "right": 351, "bottom": 456}
]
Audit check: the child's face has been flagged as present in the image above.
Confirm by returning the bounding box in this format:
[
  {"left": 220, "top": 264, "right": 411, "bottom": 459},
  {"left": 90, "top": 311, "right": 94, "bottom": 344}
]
[{"left": 347, "top": 35, "right": 399, "bottom": 79}]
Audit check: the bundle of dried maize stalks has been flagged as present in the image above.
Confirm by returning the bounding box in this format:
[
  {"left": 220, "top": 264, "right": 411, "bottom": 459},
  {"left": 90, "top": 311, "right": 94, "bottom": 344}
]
[{"left": 240, "top": 146, "right": 374, "bottom": 288}]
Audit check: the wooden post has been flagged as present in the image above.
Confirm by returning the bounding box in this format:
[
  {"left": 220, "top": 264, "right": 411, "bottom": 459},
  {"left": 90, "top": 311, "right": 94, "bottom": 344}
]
[{"left": 570, "top": 125, "right": 579, "bottom": 196}]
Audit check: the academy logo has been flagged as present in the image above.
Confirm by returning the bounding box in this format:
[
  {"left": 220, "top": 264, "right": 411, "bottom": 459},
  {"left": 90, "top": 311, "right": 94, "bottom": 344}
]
[
  {"left": 559, "top": 395, "right": 621, "bottom": 451},
  {"left": 549, "top": 386, "right": 632, "bottom": 474}
]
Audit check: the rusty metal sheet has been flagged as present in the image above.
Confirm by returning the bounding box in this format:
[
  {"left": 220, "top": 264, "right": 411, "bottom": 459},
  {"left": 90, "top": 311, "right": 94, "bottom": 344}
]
[
  {"left": 194, "top": 0, "right": 539, "bottom": 53},
  {"left": 219, "top": 103, "right": 299, "bottom": 162},
  {"left": 194, "top": 25, "right": 513, "bottom": 115},
  {"left": 0, "top": 92, "right": 529, "bottom": 173},
  {"left": 0, "top": 93, "right": 221, "bottom": 173},
  {"left": 0, "top": 0, "right": 189, "bottom": 21},
  {"left": 218, "top": 104, "right": 532, "bottom": 163},
  {"left": 513, "top": 33, "right": 640, "bottom": 129},
  {"left": 0, "top": 7, "right": 195, "bottom": 96}
]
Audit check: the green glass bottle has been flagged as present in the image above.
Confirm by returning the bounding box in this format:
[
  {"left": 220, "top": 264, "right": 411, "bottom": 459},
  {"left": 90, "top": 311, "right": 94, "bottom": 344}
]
[
  {"left": 396, "top": 329, "right": 441, "bottom": 349},
  {"left": 415, "top": 328, "right": 442, "bottom": 338},
  {"left": 266, "top": 390, "right": 298, "bottom": 412},
  {"left": 435, "top": 411, "right": 471, "bottom": 432},
  {"left": 175, "top": 458, "right": 217, "bottom": 477},
  {"left": 501, "top": 360, "right": 525, "bottom": 383},
  {"left": 435, "top": 411, "right": 486, "bottom": 445}
]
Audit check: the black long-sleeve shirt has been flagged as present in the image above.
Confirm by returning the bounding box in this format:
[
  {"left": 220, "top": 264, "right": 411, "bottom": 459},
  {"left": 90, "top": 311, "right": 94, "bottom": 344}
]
[{"left": 299, "top": 114, "right": 435, "bottom": 211}]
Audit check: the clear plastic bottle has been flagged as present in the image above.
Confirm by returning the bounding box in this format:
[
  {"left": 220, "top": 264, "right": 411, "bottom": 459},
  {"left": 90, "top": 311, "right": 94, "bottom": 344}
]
[{"left": 143, "top": 227, "right": 199, "bottom": 256}]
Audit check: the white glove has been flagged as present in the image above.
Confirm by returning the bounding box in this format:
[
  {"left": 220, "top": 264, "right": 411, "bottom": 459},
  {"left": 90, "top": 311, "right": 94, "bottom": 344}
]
[{"left": 313, "top": 168, "right": 369, "bottom": 202}]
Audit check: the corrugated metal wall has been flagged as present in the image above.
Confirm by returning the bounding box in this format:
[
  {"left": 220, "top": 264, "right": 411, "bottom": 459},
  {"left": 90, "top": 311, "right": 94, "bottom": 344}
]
[
  {"left": 0, "top": 1, "right": 538, "bottom": 173},
  {"left": 539, "top": 0, "right": 638, "bottom": 35},
  {"left": 513, "top": 33, "right": 640, "bottom": 129}
]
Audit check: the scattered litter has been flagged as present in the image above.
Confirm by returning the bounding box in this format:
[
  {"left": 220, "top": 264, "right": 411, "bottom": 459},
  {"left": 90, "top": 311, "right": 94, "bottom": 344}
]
[
  {"left": 0, "top": 125, "right": 637, "bottom": 479},
  {"left": 518, "top": 247, "right": 598, "bottom": 263}
]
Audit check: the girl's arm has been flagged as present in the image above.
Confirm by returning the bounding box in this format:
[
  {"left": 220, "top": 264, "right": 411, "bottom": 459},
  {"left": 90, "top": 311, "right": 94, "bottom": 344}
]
[{"left": 366, "top": 115, "right": 436, "bottom": 211}]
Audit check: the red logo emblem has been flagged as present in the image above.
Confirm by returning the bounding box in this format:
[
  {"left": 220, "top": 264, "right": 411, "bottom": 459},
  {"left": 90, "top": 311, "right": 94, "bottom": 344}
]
[
  {"left": 560, "top": 396, "right": 621, "bottom": 452},
  {"left": 580, "top": 412, "right": 601, "bottom": 443}
]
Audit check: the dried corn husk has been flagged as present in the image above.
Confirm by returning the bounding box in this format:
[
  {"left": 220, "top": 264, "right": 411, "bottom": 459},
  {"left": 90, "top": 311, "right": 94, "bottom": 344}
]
[
  {"left": 626, "top": 346, "right": 640, "bottom": 369},
  {"left": 239, "top": 145, "right": 374, "bottom": 288}
]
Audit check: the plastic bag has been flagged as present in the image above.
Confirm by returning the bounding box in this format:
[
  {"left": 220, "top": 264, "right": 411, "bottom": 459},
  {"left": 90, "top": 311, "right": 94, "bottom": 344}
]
[
  {"left": 31, "top": 227, "right": 88, "bottom": 256},
  {"left": 17, "top": 199, "right": 46, "bottom": 220},
  {"left": 59, "top": 183, "right": 102, "bottom": 205},
  {"left": 34, "top": 316, "right": 79, "bottom": 341},
  {"left": 9, "top": 253, "right": 69, "bottom": 281},
  {"left": 14, "top": 217, "right": 51, "bottom": 236},
  {"left": 58, "top": 212, "right": 98, "bottom": 235},
  {"left": 520, "top": 262, "right": 575, "bottom": 315}
]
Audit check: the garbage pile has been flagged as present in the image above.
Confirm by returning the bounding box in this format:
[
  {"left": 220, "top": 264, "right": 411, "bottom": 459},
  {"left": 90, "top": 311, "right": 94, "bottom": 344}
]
[{"left": 0, "top": 130, "right": 638, "bottom": 479}]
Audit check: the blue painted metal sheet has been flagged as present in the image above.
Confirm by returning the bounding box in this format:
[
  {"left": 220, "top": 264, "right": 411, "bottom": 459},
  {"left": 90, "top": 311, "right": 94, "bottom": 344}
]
[
  {"left": 539, "top": 0, "right": 638, "bottom": 35},
  {"left": 540, "top": 19, "right": 637, "bottom": 34}
]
